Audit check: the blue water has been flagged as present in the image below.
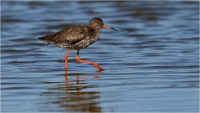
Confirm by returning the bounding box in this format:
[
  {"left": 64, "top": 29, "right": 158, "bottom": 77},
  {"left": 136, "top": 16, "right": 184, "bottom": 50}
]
[{"left": 1, "top": 1, "right": 199, "bottom": 112}]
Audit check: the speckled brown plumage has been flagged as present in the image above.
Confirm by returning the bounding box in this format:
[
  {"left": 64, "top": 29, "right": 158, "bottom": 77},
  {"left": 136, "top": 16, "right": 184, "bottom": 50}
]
[
  {"left": 39, "top": 25, "right": 101, "bottom": 49},
  {"left": 38, "top": 17, "right": 118, "bottom": 71},
  {"left": 38, "top": 17, "right": 110, "bottom": 49}
]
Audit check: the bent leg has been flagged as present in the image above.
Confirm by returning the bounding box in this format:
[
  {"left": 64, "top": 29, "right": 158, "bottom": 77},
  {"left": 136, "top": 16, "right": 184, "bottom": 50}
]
[{"left": 75, "top": 50, "right": 104, "bottom": 71}]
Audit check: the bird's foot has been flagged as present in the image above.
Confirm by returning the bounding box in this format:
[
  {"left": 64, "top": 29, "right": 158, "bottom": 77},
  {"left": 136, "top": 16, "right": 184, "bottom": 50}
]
[{"left": 96, "top": 68, "right": 104, "bottom": 72}]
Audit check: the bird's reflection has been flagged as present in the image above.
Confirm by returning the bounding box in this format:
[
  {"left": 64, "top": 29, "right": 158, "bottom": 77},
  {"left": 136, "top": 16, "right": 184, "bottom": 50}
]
[{"left": 54, "top": 60, "right": 102, "bottom": 112}]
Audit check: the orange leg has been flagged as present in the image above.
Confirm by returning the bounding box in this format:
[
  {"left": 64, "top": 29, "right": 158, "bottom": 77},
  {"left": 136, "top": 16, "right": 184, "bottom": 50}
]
[
  {"left": 64, "top": 49, "right": 71, "bottom": 67},
  {"left": 64, "top": 50, "right": 71, "bottom": 81},
  {"left": 75, "top": 50, "right": 104, "bottom": 71},
  {"left": 64, "top": 49, "right": 71, "bottom": 60}
]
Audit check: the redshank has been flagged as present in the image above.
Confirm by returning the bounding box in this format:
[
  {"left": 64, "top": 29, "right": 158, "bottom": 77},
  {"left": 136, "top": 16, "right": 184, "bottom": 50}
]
[{"left": 38, "top": 17, "right": 118, "bottom": 71}]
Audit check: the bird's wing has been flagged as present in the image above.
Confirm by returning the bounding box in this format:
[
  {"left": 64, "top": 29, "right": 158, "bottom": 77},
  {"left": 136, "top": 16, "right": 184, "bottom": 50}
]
[
  {"left": 39, "top": 25, "right": 96, "bottom": 45},
  {"left": 53, "top": 25, "right": 95, "bottom": 45}
]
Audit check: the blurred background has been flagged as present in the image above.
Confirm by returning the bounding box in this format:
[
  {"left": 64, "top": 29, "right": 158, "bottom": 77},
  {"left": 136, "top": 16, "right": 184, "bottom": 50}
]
[{"left": 1, "top": 1, "right": 199, "bottom": 112}]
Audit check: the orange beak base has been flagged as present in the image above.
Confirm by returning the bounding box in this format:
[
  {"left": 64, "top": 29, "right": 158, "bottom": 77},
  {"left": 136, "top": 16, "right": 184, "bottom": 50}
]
[{"left": 103, "top": 24, "right": 118, "bottom": 31}]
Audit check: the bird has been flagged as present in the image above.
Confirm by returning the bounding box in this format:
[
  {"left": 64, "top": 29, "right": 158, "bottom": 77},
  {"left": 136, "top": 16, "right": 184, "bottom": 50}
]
[{"left": 38, "top": 17, "right": 118, "bottom": 71}]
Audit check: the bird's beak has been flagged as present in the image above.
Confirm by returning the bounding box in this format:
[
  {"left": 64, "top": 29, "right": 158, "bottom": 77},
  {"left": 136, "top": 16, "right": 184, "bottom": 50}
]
[{"left": 103, "top": 24, "right": 118, "bottom": 31}]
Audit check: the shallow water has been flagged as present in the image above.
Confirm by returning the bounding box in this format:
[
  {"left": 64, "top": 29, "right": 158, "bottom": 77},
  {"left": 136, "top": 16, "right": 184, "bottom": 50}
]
[{"left": 1, "top": 1, "right": 199, "bottom": 112}]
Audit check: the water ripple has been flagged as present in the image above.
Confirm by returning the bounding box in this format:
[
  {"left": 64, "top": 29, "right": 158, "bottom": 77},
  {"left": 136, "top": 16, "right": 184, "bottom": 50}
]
[{"left": 1, "top": 1, "right": 199, "bottom": 112}]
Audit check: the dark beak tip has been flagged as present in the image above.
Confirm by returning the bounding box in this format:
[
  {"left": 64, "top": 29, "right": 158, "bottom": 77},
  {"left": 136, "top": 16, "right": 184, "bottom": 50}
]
[
  {"left": 111, "top": 27, "right": 118, "bottom": 31},
  {"left": 113, "top": 29, "right": 118, "bottom": 31}
]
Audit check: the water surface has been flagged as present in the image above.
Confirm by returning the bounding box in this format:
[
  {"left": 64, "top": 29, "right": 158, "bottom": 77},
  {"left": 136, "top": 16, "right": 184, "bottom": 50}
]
[{"left": 1, "top": 1, "right": 199, "bottom": 112}]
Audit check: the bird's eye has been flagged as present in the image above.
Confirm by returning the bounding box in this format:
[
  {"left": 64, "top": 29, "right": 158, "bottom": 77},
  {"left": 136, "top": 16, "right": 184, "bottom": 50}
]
[{"left": 100, "top": 22, "right": 104, "bottom": 25}]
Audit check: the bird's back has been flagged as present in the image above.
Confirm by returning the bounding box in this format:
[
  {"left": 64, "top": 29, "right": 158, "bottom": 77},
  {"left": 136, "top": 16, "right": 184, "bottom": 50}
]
[{"left": 39, "top": 25, "right": 100, "bottom": 49}]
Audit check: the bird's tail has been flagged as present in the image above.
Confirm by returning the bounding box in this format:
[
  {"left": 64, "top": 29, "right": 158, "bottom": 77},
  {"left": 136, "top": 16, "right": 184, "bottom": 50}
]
[
  {"left": 38, "top": 33, "right": 56, "bottom": 46},
  {"left": 38, "top": 37, "right": 44, "bottom": 40}
]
